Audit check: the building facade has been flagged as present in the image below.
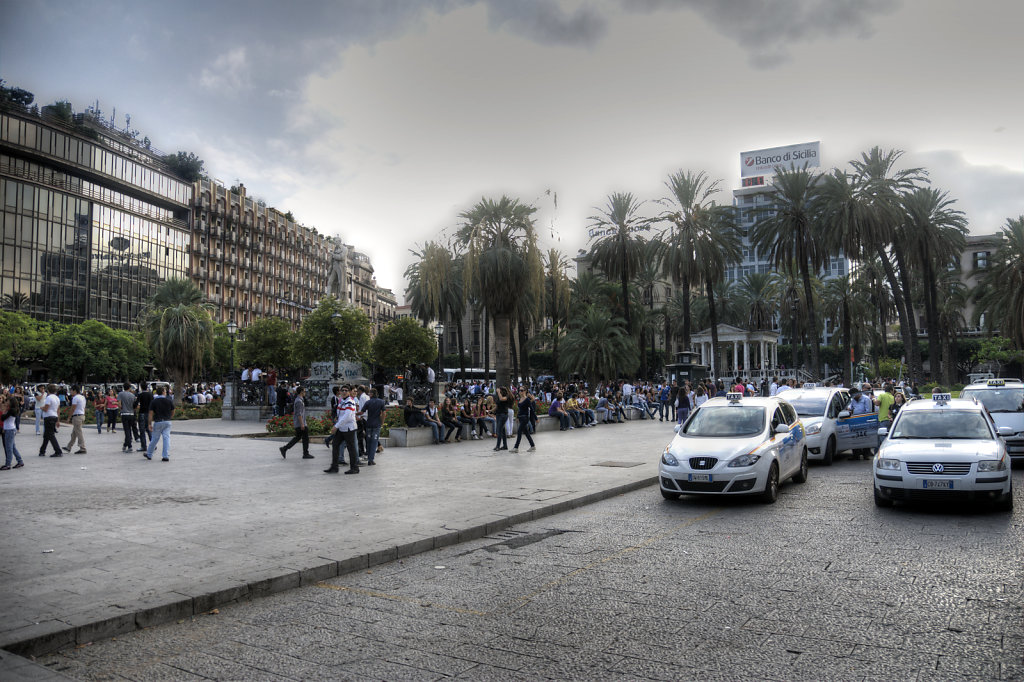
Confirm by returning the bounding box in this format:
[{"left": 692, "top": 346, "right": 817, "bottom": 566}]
[
  {"left": 189, "top": 179, "right": 332, "bottom": 328},
  {"left": 1, "top": 105, "right": 192, "bottom": 328}
]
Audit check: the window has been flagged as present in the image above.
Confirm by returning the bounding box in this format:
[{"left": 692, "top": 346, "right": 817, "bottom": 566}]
[{"left": 973, "top": 251, "right": 990, "bottom": 270}]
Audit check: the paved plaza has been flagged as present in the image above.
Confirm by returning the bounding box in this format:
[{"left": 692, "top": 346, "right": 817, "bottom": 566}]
[{"left": 0, "top": 417, "right": 665, "bottom": 672}]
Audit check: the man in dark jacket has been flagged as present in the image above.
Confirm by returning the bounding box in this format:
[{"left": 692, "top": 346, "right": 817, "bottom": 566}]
[
  {"left": 279, "top": 386, "right": 312, "bottom": 459},
  {"left": 136, "top": 382, "right": 154, "bottom": 453}
]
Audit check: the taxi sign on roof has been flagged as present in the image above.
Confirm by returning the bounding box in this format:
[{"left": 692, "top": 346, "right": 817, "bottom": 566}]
[
  {"left": 987, "top": 379, "right": 1005, "bottom": 386},
  {"left": 932, "top": 393, "right": 952, "bottom": 404},
  {"left": 726, "top": 392, "right": 743, "bottom": 403},
  {"left": 802, "top": 383, "right": 818, "bottom": 388}
]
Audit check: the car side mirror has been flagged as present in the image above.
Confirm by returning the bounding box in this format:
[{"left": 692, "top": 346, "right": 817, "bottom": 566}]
[
  {"left": 997, "top": 426, "right": 1013, "bottom": 437},
  {"left": 838, "top": 410, "right": 850, "bottom": 419},
  {"left": 673, "top": 424, "right": 681, "bottom": 434},
  {"left": 774, "top": 424, "right": 790, "bottom": 435},
  {"left": 877, "top": 427, "right": 888, "bottom": 437}
]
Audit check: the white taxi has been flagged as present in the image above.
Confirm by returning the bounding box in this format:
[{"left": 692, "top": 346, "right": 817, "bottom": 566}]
[
  {"left": 779, "top": 386, "right": 876, "bottom": 464},
  {"left": 873, "top": 393, "right": 1014, "bottom": 511},
  {"left": 659, "top": 393, "right": 808, "bottom": 504},
  {"left": 959, "top": 379, "right": 1024, "bottom": 466}
]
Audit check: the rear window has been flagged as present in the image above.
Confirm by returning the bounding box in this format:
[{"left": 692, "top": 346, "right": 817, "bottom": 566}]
[{"left": 960, "top": 388, "right": 1024, "bottom": 414}]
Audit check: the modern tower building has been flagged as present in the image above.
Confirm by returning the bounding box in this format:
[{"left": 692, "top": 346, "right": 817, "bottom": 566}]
[{"left": 1, "top": 104, "right": 192, "bottom": 328}]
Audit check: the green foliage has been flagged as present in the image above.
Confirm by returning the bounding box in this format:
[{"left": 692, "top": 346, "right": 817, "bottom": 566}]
[
  {"left": 173, "top": 402, "right": 222, "bottom": 420},
  {"left": 143, "top": 278, "right": 215, "bottom": 398},
  {"left": 292, "top": 297, "right": 371, "bottom": 368},
  {"left": 0, "top": 80, "right": 34, "bottom": 108},
  {"left": 558, "top": 306, "right": 638, "bottom": 383},
  {"left": 0, "top": 311, "right": 46, "bottom": 382},
  {"left": 876, "top": 357, "right": 901, "bottom": 378},
  {"left": 238, "top": 317, "right": 295, "bottom": 369},
  {"left": 162, "top": 151, "right": 205, "bottom": 182},
  {"left": 372, "top": 317, "right": 437, "bottom": 370},
  {"left": 972, "top": 337, "right": 1024, "bottom": 373},
  {"left": 205, "top": 323, "right": 234, "bottom": 379},
  {"left": 41, "top": 100, "right": 73, "bottom": 123},
  {"left": 47, "top": 319, "right": 149, "bottom": 382}
]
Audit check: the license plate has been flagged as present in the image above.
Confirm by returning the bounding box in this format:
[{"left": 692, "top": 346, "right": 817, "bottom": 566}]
[
  {"left": 924, "top": 480, "right": 953, "bottom": 490},
  {"left": 689, "top": 473, "right": 712, "bottom": 482}
]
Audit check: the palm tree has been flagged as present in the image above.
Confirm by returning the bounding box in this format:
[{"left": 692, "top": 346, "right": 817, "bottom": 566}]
[
  {"left": 821, "top": 275, "right": 872, "bottom": 385},
  {"left": 543, "top": 249, "right": 573, "bottom": 376},
  {"left": 405, "top": 240, "right": 466, "bottom": 376},
  {"left": 458, "top": 196, "right": 543, "bottom": 388},
  {"left": 750, "top": 165, "right": 825, "bottom": 378},
  {"left": 848, "top": 147, "right": 929, "bottom": 378},
  {"left": 2, "top": 291, "right": 29, "bottom": 311},
  {"left": 736, "top": 272, "right": 776, "bottom": 331},
  {"left": 900, "top": 187, "right": 968, "bottom": 380},
  {"left": 657, "top": 170, "right": 733, "bottom": 351},
  {"left": 588, "top": 192, "right": 652, "bottom": 335},
  {"left": 571, "top": 270, "right": 615, "bottom": 310},
  {"left": 142, "top": 277, "right": 214, "bottom": 402},
  {"left": 935, "top": 270, "right": 968, "bottom": 386},
  {"left": 975, "top": 216, "right": 1024, "bottom": 348},
  {"left": 558, "top": 305, "right": 638, "bottom": 385},
  {"left": 693, "top": 204, "right": 741, "bottom": 377}
]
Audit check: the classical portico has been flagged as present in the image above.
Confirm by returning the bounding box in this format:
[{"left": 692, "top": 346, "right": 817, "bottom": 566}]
[{"left": 690, "top": 324, "right": 780, "bottom": 380}]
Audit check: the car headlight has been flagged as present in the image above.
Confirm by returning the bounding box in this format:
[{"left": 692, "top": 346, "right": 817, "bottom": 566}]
[
  {"left": 876, "top": 458, "right": 901, "bottom": 471},
  {"left": 805, "top": 422, "right": 822, "bottom": 435},
  {"left": 728, "top": 453, "right": 761, "bottom": 468},
  {"left": 977, "top": 459, "right": 1006, "bottom": 472},
  {"left": 662, "top": 447, "right": 678, "bottom": 467}
]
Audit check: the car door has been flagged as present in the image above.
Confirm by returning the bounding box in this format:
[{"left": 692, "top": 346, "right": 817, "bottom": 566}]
[
  {"left": 833, "top": 391, "right": 857, "bottom": 453},
  {"left": 780, "top": 401, "right": 802, "bottom": 476}
]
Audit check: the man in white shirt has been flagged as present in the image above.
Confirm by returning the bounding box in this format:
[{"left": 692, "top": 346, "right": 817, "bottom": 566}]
[
  {"left": 621, "top": 381, "right": 634, "bottom": 405},
  {"left": 775, "top": 379, "right": 792, "bottom": 394},
  {"left": 64, "top": 384, "right": 87, "bottom": 454},
  {"left": 325, "top": 385, "right": 359, "bottom": 475},
  {"left": 769, "top": 377, "right": 779, "bottom": 396},
  {"left": 38, "top": 383, "right": 63, "bottom": 457},
  {"left": 426, "top": 365, "right": 436, "bottom": 385},
  {"left": 252, "top": 367, "right": 263, "bottom": 383},
  {"left": 241, "top": 367, "right": 251, "bottom": 382},
  {"left": 213, "top": 382, "right": 222, "bottom": 398}
]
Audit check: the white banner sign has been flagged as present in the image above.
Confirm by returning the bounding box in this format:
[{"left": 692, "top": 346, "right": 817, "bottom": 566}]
[{"left": 740, "top": 141, "right": 820, "bottom": 178}]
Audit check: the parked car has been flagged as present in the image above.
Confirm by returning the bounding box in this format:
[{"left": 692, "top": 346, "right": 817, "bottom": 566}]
[
  {"left": 779, "top": 386, "right": 876, "bottom": 464},
  {"left": 959, "top": 378, "right": 1024, "bottom": 466}
]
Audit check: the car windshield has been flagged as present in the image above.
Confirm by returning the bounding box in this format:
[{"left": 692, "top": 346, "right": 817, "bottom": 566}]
[
  {"left": 683, "top": 406, "right": 765, "bottom": 437},
  {"left": 781, "top": 392, "right": 828, "bottom": 417},
  {"left": 960, "top": 388, "right": 1024, "bottom": 413},
  {"left": 890, "top": 411, "right": 992, "bottom": 440}
]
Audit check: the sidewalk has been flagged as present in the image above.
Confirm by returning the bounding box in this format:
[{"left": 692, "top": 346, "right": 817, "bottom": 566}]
[{"left": 0, "top": 417, "right": 676, "bottom": 660}]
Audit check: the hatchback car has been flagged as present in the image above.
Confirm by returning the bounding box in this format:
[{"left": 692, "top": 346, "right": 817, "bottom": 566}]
[
  {"left": 659, "top": 393, "right": 808, "bottom": 504},
  {"left": 959, "top": 379, "right": 1024, "bottom": 466},
  {"left": 873, "top": 393, "right": 1014, "bottom": 511},
  {"left": 780, "top": 386, "right": 877, "bottom": 464}
]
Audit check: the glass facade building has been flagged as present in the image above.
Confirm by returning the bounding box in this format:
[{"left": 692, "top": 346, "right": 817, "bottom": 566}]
[{"left": 0, "top": 109, "right": 192, "bottom": 328}]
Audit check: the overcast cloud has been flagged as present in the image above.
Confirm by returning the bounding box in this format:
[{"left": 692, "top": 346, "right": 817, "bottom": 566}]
[{"left": 3, "top": 0, "right": 1022, "bottom": 299}]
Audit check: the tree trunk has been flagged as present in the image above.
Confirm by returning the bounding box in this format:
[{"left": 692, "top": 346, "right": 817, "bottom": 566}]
[
  {"left": 681, "top": 274, "right": 691, "bottom": 350},
  {"left": 876, "top": 246, "right": 916, "bottom": 381},
  {"left": 800, "top": 264, "right": 821, "bottom": 378},
  {"left": 842, "top": 297, "right": 852, "bottom": 387},
  {"left": 483, "top": 311, "right": 491, "bottom": 379},
  {"left": 492, "top": 313, "right": 511, "bottom": 389},
  {"left": 639, "top": 327, "right": 648, "bottom": 380},
  {"left": 921, "top": 257, "right": 941, "bottom": 383},
  {"left": 552, "top": 323, "right": 560, "bottom": 380},
  {"left": 707, "top": 277, "right": 720, "bottom": 378},
  {"left": 457, "top": 322, "right": 466, "bottom": 381},
  {"left": 518, "top": 320, "right": 530, "bottom": 383},
  {"left": 620, "top": 246, "right": 632, "bottom": 335},
  {"left": 892, "top": 244, "right": 922, "bottom": 379},
  {"left": 510, "top": 319, "right": 519, "bottom": 387}
]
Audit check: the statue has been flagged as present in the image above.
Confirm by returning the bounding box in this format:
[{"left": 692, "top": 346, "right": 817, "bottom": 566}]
[{"left": 327, "top": 242, "right": 349, "bottom": 300}]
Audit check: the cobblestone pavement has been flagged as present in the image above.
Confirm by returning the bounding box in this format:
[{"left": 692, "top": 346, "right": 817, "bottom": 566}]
[{"left": 36, "top": 458, "right": 1024, "bottom": 681}]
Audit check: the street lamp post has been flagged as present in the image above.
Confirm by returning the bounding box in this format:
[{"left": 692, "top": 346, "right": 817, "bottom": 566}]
[
  {"left": 227, "top": 319, "right": 238, "bottom": 421},
  {"left": 434, "top": 322, "right": 444, "bottom": 401}
]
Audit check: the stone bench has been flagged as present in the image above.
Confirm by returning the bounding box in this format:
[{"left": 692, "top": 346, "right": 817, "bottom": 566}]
[{"left": 389, "top": 413, "right": 569, "bottom": 447}]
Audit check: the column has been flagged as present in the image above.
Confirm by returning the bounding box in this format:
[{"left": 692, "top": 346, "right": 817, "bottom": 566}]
[
  {"left": 732, "top": 341, "right": 739, "bottom": 377},
  {"left": 743, "top": 340, "right": 750, "bottom": 377}
]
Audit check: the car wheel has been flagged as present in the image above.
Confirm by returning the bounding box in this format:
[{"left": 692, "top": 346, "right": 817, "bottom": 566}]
[
  {"left": 995, "top": 489, "right": 1013, "bottom": 512},
  {"left": 874, "top": 486, "right": 893, "bottom": 508},
  {"left": 792, "top": 448, "right": 808, "bottom": 484},
  {"left": 759, "top": 462, "right": 779, "bottom": 504},
  {"left": 661, "top": 488, "right": 680, "bottom": 501},
  {"left": 823, "top": 436, "right": 835, "bottom": 466}
]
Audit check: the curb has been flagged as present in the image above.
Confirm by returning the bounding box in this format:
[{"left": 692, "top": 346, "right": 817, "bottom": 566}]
[{"left": 1, "top": 476, "right": 658, "bottom": 659}]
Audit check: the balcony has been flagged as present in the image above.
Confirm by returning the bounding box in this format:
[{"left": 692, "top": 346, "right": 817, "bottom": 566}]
[
  {"left": 208, "top": 294, "right": 221, "bottom": 305},
  {"left": 225, "top": 298, "right": 236, "bottom": 308},
  {"left": 227, "top": 276, "right": 237, "bottom": 287}
]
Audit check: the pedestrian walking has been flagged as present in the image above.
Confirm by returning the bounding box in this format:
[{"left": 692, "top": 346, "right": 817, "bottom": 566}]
[
  {"left": 136, "top": 382, "right": 153, "bottom": 453},
  {"left": 33, "top": 384, "right": 45, "bottom": 435},
  {"left": 144, "top": 385, "right": 173, "bottom": 461},
  {"left": 510, "top": 388, "right": 536, "bottom": 453},
  {"left": 493, "top": 387, "right": 512, "bottom": 451},
  {"left": 64, "top": 384, "right": 87, "bottom": 454},
  {"left": 359, "top": 388, "right": 386, "bottom": 465},
  {"left": 91, "top": 390, "right": 105, "bottom": 434},
  {"left": 1, "top": 394, "right": 24, "bottom": 469},
  {"left": 279, "top": 386, "right": 312, "bottom": 459},
  {"left": 325, "top": 386, "right": 359, "bottom": 474},
  {"left": 117, "top": 383, "right": 137, "bottom": 452},
  {"left": 38, "top": 384, "right": 62, "bottom": 457},
  {"left": 104, "top": 388, "right": 119, "bottom": 432}
]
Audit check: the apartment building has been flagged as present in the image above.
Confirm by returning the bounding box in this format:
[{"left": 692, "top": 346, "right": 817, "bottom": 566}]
[{"left": 190, "top": 180, "right": 332, "bottom": 328}]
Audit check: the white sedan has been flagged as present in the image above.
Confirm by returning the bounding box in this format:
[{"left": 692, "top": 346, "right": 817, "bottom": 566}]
[
  {"left": 780, "top": 387, "right": 876, "bottom": 464},
  {"left": 659, "top": 393, "right": 808, "bottom": 504},
  {"left": 873, "top": 394, "right": 1014, "bottom": 511}
]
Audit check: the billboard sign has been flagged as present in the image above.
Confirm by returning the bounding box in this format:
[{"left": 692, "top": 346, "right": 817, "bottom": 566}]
[{"left": 740, "top": 141, "right": 820, "bottom": 178}]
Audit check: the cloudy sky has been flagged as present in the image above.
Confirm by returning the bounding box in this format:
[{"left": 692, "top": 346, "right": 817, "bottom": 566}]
[{"left": 4, "top": 0, "right": 1023, "bottom": 300}]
